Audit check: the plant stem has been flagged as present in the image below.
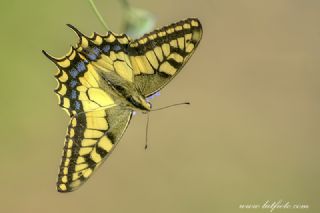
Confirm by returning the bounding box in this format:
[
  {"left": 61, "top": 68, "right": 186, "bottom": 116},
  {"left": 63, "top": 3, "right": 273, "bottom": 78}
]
[{"left": 88, "top": 0, "right": 109, "bottom": 31}]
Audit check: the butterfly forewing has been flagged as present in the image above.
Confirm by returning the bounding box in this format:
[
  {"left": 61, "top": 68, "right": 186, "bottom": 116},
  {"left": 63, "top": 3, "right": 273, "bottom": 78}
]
[{"left": 128, "top": 18, "right": 202, "bottom": 96}]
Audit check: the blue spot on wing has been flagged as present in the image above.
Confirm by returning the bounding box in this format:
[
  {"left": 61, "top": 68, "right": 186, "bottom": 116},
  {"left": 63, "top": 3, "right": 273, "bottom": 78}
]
[
  {"left": 113, "top": 45, "right": 121, "bottom": 51},
  {"left": 70, "top": 68, "right": 78, "bottom": 78},
  {"left": 86, "top": 47, "right": 101, "bottom": 61},
  {"left": 88, "top": 53, "right": 97, "bottom": 60},
  {"left": 71, "top": 90, "right": 77, "bottom": 99},
  {"left": 69, "top": 80, "right": 77, "bottom": 88},
  {"left": 92, "top": 47, "right": 100, "bottom": 55},
  {"left": 74, "top": 101, "right": 81, "bottom": 110},
  {"left": 76, "top": 61, "right": 86, "bottom": 72},
  {"left": 103, "top": 45, "right": 110, "bottom": 53}
]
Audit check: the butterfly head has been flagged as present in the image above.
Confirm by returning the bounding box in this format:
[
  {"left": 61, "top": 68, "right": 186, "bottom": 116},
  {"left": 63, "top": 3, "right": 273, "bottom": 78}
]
[{"left": 127, "top": 95, "right": 151, "bottom": 112}]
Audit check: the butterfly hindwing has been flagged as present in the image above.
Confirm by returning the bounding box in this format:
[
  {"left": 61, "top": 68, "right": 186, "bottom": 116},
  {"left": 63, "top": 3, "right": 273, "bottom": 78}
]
[
  {"left": 43, "top": 49, "right": 117, "bottom": 116},
  {"left": 69, "top": 25, "right": 135, "bottom": 83},
  {"left": 43, "top": 26, "right": 135, "bottom": 115},
  {"left": 57, "top": 107, "right": 132, "bottom": 192},
  {"left": 43, "top": 29, "right": 136, "bottom": 192},
  {"left": 128, "top": 18, "right": 202, "bottom": 96}
]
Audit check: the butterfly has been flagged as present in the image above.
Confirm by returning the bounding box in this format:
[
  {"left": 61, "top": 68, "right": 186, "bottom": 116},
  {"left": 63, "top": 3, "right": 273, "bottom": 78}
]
[{"left": 43, "top": 18, "right": 202, "bottom": 192}]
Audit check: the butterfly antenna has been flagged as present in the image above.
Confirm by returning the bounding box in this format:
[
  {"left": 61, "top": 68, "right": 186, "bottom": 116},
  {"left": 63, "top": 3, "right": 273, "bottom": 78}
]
[
  {"left": 145, "top": 113, "right": 150, "bottom": 150},
  {"left": 150, "top": 102, "right": 190, "bottom": 112}
]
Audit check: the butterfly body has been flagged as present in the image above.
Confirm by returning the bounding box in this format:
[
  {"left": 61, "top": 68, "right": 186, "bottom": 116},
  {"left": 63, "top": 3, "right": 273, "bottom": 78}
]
[
  {"left": 93, "top": 65, "right": 152, "bottom": 111},
  {"left": 43, "top": 18, "right": 202, "bottom": 192}
]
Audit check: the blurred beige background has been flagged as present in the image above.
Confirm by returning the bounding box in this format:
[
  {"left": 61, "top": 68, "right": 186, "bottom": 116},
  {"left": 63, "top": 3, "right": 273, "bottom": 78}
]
[{"left": 0, "top": 0, "right": 319, "bottom": 212}]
